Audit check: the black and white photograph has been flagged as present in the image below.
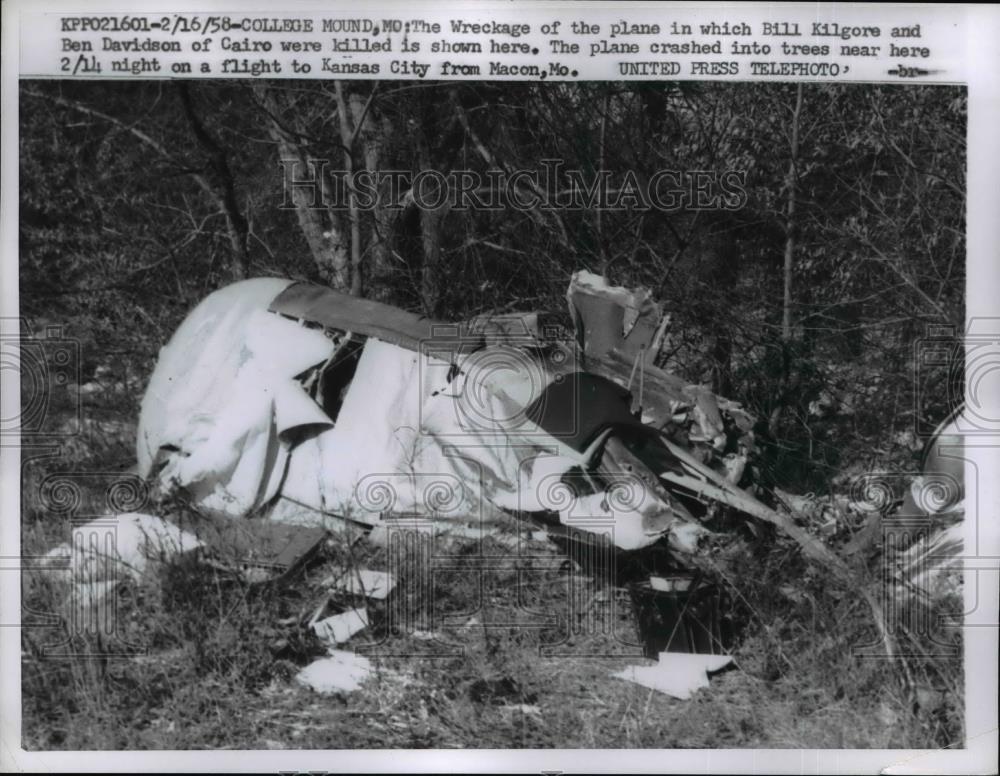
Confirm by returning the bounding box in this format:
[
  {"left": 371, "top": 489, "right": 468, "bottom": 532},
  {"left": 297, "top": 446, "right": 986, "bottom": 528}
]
[{"left": 2, "top": 2, "right": 998, "bottom": 772}]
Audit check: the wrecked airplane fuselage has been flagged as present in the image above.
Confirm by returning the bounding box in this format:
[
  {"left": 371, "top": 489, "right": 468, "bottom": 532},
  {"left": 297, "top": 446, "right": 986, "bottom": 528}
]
[{"left": 137, "top": 274, "right": 754, "bottom": 558}]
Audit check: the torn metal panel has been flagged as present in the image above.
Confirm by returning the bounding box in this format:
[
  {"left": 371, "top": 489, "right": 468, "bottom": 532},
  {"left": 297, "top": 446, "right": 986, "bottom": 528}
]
[
  {"left": 196, "top": 517, "right": 327, "bottom": 584},
  {"left": 566, "top": 270, "right": 662, "bottom": 368},
  {"left": 562, "top": 273, "right": 754, "bottom": 462},
  {"left": 271, "top": 282, "right": 564, "bottom": 359},
  {"left": 137, "top": 278, "right": 336, "bottom": 516},
  {"left": 269, "top": 280, "right": 441, "bottom": 353},
  {"left": 323, "top": 568, "right": 396, "bottom": 600},
  {"left": 523, "top": 370, "right": 655, "bottom": 451},
  {"left": 687, "top": 385, "right": 727, "bottom": 449},
  {"left": 312, "top": 607, "right": 369, "bottom": 645}
]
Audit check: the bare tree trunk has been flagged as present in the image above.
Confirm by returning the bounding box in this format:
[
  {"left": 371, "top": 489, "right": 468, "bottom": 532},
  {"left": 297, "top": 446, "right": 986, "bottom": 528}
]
[
  {"left": 253, "top": 84, "right": 351, "bottom": 290},
  {"left": 709, "top": 228, "right": 738, "bottom": 398},
  {"left": 333, "top": 81, "right": 364, "bottom": 297},
  {"left": 770, "top": 84, "right": 805, "bottom": 439},
  {"left": 175, "top": 84, "right": 250, "bottom": 280},
  {"left": 414, "top": 132, "right": 449, "bottom": 317},
  {"left": 350, "top": 95, "right": 395, "bottom": 301},
  {"left": 597, "top": 90, "right": 610, "bottom": 274},
  {"left": 782, "top": 83, "right": 803, "bottom": 342}
]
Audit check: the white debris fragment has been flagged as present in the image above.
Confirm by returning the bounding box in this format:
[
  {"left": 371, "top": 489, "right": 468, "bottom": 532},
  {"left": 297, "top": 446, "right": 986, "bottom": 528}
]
[
  {"left": 325, "top": 569, "right": 395, "bottom": 600},
  {"left": 649, "top": 575, "right": 692, "bottom": 593},
  {"left": 366, "top": 524, "right": 390, "bottom": 547},
  {"left": 667, "top": 521, "right": 709, "bottom": 555},
  {"left": 558, "top": 492, "right": 664, "bottom": 552},
  {"left": 312, "top": 607, "right": 369, "bottom": 645},
  {"left": 722, "top": 453, "right": 746, "bottom": 485},
  {"left": 70, "top": 579, "right": 121, "bottom": 608},
  {"left": 238, "top": 566, "right": 278, "bottom": 585},
  {"left": 295, "top": 651, "right": 373, "bottom": 694},
  {"left": 500, "top": 704, "right": 542, "bottom": 717},
  {"left": 612, "top": 653, "right": 733, "bottom": 700},
  {"left": 45, "top": 513, "right": 203, "bottom": 583},
  {"left": 40, "top": 543, "right": 72, "bottom": 570}
]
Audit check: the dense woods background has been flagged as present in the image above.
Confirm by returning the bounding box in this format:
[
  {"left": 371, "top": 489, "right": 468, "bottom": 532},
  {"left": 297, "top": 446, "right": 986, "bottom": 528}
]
[{"left": 19, "top": 80, "right": 966, "bottom": 493}]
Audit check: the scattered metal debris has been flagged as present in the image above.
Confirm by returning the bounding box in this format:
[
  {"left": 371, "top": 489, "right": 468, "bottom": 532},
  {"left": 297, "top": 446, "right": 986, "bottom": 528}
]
[{"left": 108, "top": 270, "right": 968, "bottom": 697}]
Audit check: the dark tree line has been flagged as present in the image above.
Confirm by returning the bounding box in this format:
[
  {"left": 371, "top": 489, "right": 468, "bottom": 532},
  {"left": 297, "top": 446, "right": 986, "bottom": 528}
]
[{"left": 19, "top": 80, "right": 966, "bottom": 492}]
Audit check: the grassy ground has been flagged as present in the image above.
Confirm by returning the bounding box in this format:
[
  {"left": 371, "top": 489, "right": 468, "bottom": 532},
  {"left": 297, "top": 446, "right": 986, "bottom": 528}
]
[{"left": 20, "top": 384, "right": 964, "bottom": 751}]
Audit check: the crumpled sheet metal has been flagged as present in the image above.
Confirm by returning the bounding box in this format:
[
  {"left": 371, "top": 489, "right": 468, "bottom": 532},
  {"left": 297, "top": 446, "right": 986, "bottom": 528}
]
[
  {"left": 137, "top": 288, "right": 692, "bottom": 552},
  {"left": 138, "top": 283, "right": 510, "bottom": 525},
  {"left": 566, "top": 270, "right": 661, "bottom": 367},
  {"left": 136, "top": 274, "right": 751, "bottom": 555},
  {"left": 137, "top": 277, "right": 336, "bottom": 516},
  {"left": 564, "top": 271, "right": 755, "bottom": 459}
]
